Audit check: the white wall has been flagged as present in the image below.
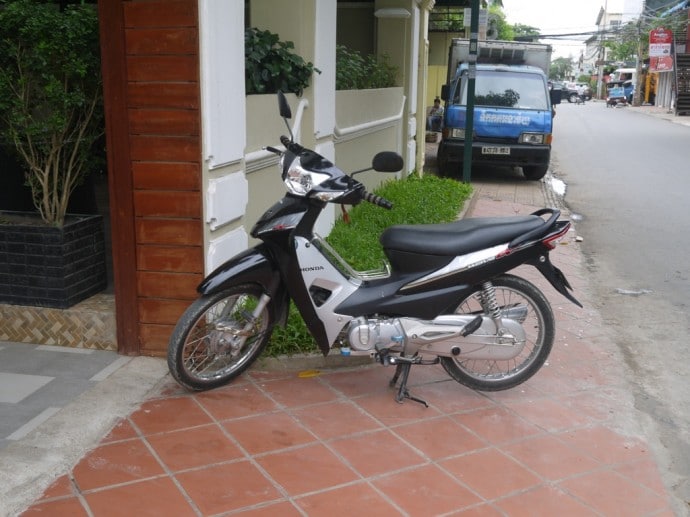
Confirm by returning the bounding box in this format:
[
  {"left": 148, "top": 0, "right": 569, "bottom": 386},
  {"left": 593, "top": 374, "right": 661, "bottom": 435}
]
[
  {"left": 197, "top": 0, "right": 431, "bottom": 269},
  {"left": 198, "top": 0, "right": 249, "bottom": 273}
]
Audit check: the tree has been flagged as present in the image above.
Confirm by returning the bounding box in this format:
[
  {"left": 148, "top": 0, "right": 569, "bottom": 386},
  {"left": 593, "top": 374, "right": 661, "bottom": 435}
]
[
  {"left": 513, "top": 23, "right": 541, "bottom": 39},
  {"left": 489, "top": 6, "right": 514, "bottom": 40},
  {"left": 603, "top": 21, "right": 639, "bottom": 64},
  {"left": 0, "top": 0, "right": 103, "bottom": 227},
  {"left": 549, "top": 57, "right": 574, "bottom": 80}
]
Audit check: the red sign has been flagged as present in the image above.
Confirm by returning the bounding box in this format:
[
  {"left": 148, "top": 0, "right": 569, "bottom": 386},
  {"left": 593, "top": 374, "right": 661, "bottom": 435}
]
[
  {"left": 650, "top": 27, "right": 673, "bottom": 44},
  {"left": 650, "top": 56, "right": 674, "bottom": 72},
  {"left": 649, "top": 28, "right": 673, "bottom": 58}
]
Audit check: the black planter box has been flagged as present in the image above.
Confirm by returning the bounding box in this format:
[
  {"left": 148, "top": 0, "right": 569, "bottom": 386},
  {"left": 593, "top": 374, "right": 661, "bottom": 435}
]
[{"left": 0, "top": 212, "right": 107, "bottom": 309}]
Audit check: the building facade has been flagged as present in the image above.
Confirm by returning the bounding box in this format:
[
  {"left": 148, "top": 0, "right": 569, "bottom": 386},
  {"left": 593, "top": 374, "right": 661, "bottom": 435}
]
[{"left": 98, "top": 0, "right": 437, "bottom": 355}]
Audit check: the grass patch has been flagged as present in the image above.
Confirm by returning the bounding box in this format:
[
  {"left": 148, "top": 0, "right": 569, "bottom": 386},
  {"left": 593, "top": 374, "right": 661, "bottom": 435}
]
[{"left": 267, "top": 174, "right": 473, "bottom": 356}]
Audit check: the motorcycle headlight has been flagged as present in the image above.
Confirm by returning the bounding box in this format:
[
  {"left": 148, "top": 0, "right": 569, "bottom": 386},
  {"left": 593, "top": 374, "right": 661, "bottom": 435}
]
[
  {"left": 284, "top": 156, "right": 331, "bottom": 196},
  {"left": 519, "top": 133, "right": 545, "bottom": 145}
]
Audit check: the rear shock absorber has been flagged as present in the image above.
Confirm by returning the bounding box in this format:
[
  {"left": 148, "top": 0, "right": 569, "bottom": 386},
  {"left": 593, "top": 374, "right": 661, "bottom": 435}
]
[{"left": 479, "top": 281, "right": 501, "bottom": 320}]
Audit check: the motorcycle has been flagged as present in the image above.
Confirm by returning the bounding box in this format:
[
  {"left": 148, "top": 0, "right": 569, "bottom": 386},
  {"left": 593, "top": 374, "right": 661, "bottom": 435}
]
[{"left": 167, "top": 91, "right": 581, "bottom": 406}]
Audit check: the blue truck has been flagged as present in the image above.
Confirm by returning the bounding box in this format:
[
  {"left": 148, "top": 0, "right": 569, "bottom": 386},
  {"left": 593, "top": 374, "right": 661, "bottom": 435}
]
[{"left": 437, "top": 39, "right": 561, "bottom": 180}]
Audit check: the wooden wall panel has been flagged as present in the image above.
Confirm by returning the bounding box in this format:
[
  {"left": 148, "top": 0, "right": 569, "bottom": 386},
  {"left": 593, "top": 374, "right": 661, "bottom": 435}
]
[
  {"left": 128, "top": 108, "right": 199, "bottom": 137},
  {"left": 138, "top": 271, "right": 201, "bottom": 299},
  {"left": 136, "top": 245, "right": 203, "bottom": 272},
  {"left": 130, "top": 135, "right": 200, "bottom": 162},
  {"left": 127, "top": 83, "right": 199, "bottom": 109},
  {"left": 127, "top": 56, "right": 197, "bottom": 82},
  {"left": 135, "top": 219, "right": 203, "bottom": 246},
  {"left": 132, "top": 162, "right": 200, "bottom": 190},
  {"left": 124, "top": 1, "right": 197, "bottom": 28},
  {"left": 138, "top": 298, "right": 194, "bottom": 325},
  {"left": 105, "top": 0, "right": 204, "bottom": 355},
  {"left": 99, "top": 1, "right": 140, "bottom": 355},
  {"left": 133, "top": 191, "right": 201, "bottom": 218},
  {"left": 125, "top": 28, "right": 198, "bottom": 55},
  {"left": 139, "top": 323, "right": 173, "bottom": 355}
]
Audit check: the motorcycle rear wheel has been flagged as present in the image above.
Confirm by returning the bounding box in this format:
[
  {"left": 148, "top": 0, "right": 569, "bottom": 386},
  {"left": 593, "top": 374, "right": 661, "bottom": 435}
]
[
  {"left": 441, "top": 274, "right": 554, "bottom": 391},
  {"left": 167, "top": 284, "right": 274, "bottom": 391}
]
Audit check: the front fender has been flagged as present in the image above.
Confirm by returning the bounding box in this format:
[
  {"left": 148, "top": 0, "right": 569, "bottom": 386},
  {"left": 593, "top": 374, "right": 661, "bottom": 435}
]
[{"left": 198, "top": 245, "right": 289, "bottom": 325}]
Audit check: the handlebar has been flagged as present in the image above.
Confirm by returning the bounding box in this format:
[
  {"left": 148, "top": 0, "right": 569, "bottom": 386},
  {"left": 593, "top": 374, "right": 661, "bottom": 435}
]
[
  {"left": 279, "top": 135, "right": 305, "bottom": 154},
  {"left": 363, "top": 191, "right": 393, "bottom": 210}
]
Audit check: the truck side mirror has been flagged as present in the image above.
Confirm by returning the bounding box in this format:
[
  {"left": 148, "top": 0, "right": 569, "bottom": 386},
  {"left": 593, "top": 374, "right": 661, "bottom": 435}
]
[{"left": 441, "top": 84, "right": 449, "bottom": 101}]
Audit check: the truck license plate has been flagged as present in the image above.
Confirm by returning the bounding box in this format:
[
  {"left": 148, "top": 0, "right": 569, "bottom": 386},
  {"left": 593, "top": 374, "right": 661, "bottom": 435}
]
[{"left": 481, "top": 146, "right": 510, "bottom": 155}]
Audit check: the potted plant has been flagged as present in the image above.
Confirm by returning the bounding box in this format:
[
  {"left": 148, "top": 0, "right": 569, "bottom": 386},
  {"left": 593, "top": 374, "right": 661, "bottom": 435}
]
[
  {"left": 0, "top": 0, "right": 106, "bottom": 308},
  {"left": 244, "top": 27, "right": 319, "bottom": 95}
]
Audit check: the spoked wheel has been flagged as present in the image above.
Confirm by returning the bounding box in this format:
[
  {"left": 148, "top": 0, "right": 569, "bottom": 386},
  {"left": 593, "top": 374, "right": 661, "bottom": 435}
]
[
  {"left": 167, "top": 284, "right": 274, "bottom": 391},
  {"left": 440, "top": 274, "right": 555, "bottom": 391}
]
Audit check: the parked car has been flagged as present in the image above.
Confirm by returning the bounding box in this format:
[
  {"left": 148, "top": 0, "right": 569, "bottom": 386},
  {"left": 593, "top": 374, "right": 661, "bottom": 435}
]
[{"left": 550, "top": 81, "right": 579, "bottom": 103}]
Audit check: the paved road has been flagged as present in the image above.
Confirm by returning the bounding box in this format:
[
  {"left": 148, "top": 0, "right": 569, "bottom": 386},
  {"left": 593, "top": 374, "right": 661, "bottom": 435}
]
[{"left": 552, "top": 100, "right": 690, "bottom": 507}]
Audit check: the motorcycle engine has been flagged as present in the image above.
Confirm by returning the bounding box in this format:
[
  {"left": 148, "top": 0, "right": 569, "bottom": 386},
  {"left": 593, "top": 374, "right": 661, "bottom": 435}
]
[{"left": 347, "top": 317, "right": 405, "bottom": 351}]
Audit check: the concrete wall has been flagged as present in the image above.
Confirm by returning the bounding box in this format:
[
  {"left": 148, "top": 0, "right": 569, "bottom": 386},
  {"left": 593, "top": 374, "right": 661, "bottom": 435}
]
[{"left": 199, "top": 0, "right": 430, "bottom": 271}]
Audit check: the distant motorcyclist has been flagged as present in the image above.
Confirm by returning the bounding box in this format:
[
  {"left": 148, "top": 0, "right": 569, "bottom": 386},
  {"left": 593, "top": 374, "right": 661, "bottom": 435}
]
[{"left": 576, "top": 84, "right": 586, "bottom": 104}]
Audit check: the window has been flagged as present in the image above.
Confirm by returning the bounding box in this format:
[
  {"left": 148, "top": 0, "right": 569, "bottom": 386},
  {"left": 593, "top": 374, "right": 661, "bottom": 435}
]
[{"left": 455, "top": 70, "right": 548, "bottom": 110}]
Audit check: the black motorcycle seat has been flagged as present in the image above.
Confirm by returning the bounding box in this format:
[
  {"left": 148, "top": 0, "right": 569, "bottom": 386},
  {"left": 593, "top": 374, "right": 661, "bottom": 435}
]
[{"left": 380, "top": 215, "right": 545, "bottom": 256}]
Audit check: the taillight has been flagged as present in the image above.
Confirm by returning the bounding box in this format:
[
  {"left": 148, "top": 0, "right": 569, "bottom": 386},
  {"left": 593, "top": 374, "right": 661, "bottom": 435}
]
[{"left": 542, "top": 222, "right": 570, "bottom": 249}]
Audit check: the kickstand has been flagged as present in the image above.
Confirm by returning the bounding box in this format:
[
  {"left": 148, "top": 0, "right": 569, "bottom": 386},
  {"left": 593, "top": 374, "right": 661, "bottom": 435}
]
[
  {"left": 392, "top": 362, "right": 428, "bottom": 408},
  {"left": 389, "top": 364, "right": 403, "bottom": 388}
]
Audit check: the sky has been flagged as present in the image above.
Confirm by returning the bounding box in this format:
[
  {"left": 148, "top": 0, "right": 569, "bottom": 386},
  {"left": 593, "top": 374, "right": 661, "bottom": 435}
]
[{"left": 501, "top": 0, "right": 627, "bottom": 60}]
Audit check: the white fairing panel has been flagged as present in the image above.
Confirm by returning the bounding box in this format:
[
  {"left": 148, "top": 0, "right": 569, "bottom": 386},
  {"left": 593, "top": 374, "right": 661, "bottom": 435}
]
[{"left": 294, "top": 236, "right": 358, "bottom": 345}]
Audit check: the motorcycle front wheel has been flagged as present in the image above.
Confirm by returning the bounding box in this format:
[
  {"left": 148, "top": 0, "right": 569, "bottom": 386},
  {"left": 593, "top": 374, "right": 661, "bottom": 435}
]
[
  {"left": 441, "top": 274, "right": 555, "bottom": 392},
  {"left": 167, "top": 284, "right": 274, "bottom": 391}
]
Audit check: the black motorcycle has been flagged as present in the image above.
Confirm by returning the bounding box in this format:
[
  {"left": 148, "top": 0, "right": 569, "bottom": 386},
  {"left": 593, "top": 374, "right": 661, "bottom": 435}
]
[{"left": 168, "top": 92, "right": 581, "bottom": 406}]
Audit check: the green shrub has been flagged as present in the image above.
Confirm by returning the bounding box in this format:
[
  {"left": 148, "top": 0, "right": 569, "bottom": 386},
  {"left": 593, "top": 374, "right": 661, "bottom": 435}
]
[
  {"left": 245, "top": 28, "right": 319, "bottom": 95},
  {"left": 268, "top": 174, "right": 473, "bottom": 356},
  {"left": 336, "top": 45, "right": 398, "bottom": 90}
]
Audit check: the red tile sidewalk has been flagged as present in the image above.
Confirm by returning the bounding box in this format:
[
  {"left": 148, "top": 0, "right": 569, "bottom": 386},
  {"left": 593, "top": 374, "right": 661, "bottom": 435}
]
[{"left": 20, "top": 183, "right": 677, "bottom": 516}]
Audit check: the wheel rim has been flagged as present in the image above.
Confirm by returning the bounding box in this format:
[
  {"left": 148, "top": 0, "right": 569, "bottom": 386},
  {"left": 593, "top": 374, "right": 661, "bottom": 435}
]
[
  {"left": 180, "top": 292, "right": 269, "bottom": 382},
  {"left": 451, "top": 285, "right": 546, "bottom": 383}
]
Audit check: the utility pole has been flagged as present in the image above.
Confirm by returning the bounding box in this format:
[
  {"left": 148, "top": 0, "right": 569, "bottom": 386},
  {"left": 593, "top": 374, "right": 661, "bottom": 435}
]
[
  {"left": 596, "top": 0, "right": 608, "bottom": 100},
  {"left": 462, "top": 0, "right": 479, "bottom": 183},
  {"left": 633, "top": 19, "right": 644, "bottom": 106}
]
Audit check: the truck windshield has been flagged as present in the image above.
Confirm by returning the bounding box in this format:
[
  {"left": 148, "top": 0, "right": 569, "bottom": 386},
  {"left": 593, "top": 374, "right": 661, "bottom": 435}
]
[{"left": 454, "top": 70, "right": 548, "bottom": 110}]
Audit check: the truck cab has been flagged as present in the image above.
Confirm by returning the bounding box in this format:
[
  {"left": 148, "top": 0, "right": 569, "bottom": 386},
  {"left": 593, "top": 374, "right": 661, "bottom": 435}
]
[{"left": 437, "top": 39, "right": 560, "bottom": 181}]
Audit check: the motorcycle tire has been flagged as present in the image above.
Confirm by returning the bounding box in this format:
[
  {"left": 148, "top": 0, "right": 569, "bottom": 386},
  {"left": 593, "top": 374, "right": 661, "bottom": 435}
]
[
  {"left": 167, "top": 284, "right": 274, "bottom": 391},
  {"left": 441, "top": 274, "right": 555, "bottom": 392}
]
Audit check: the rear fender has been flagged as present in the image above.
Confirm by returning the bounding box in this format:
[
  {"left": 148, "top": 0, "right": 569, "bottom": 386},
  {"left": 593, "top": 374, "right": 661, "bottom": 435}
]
[
  {"left": 529, "top": 253, "right": 582, "bottom": 307},
  {"left": 198, "top": 245, "right": 290, "bottom": 326}
]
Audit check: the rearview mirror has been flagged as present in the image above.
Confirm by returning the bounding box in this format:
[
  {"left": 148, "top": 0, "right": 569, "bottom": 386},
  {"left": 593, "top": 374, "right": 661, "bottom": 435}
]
[
  {"left": 277, "top": 91, "right": 292, "bottom": 119},
  {"left": 372, "top": 152, "right": 403, "bottom": 172},
  {"left": 550, "top": 88, "right": 562, "bottom": 106}
]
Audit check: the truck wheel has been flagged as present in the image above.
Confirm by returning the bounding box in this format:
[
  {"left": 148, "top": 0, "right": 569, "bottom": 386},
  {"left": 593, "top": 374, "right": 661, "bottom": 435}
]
[{"left": 523, "top": 165, "right": 548, "bottom": 180}]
